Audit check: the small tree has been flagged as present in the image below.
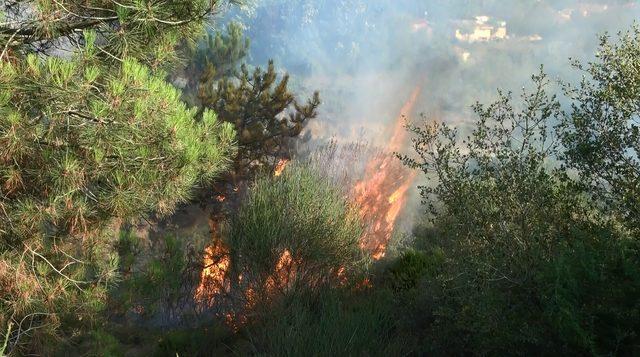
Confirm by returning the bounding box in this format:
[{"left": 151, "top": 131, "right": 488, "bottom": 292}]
[
  {"left": 0, "top": 1, "right": 236, "bottom": 354},
  {"left": 190, "top": 23, "right": 320, "bottom": 181},
  {"left": 559, "top": 25, "right": 640, "bottom": 232},
  {"left": 183, "top": 21, "right": 250, "bottom": 93},
  {"left": 401, "top": 29, "right": 640, "bottom": 354},
  {"left": 199, "top": 61, "right": 320, "bottom": 179}
]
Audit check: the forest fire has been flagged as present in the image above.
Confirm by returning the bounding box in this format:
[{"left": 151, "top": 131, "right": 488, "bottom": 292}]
[
  {"left": 274, "top": 158, "right": 290, "bottom": 176},
  {"left": 195, "top": 88, "right": 420, "bottom": 315},
  {"left": 265, "top": 249, "right": 297, "bottom": 294},
  {"left": 194, "top": 160, "right": 296, "bottom": 311},
  {"left": 194, "top": 238, "right": 230, "bottom": 305},
  {"left": 352, "top": 87, "right": 420, "bottom": 260}
]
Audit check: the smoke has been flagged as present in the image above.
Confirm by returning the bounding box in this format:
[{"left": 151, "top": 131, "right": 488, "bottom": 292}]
[
  {"left": 214, "top": 0, "right": 639, "bottom": 240},
  {"left": 223, "top": 1, "right": 637, "bottom": 136}
]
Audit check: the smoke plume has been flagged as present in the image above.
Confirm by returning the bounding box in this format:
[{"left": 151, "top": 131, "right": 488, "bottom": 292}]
[
  {"left": 217, "top": 0, "right": 639, "bottom": 240},
  {"left": 224, "top": 1, "right": 637, "bottom": 135}
]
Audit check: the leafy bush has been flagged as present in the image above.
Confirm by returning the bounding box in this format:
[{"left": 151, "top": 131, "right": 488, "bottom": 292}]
[
  {"left": 559, "top": 26, "right": 640, "bottom": 232},
  {"left": 385, "top": 249, "right": 443, "bottom": 294},
  {"left": 179, "top": 164, "right": 390, "bottom": 356},
  {"left": 402, "top": 27, "right": 640, "bottom": 355},
  {"left": 84, "top": 329, "right": 124, "bottom": 357},
  {"left": 539, "top": 236, "right": 640, "bottom": 354},
  {"left": 109, "top": 228, "right": 214, "bottom": 330},
  {"left": 155, "top": 324, "right": 235, "bottom": 357}
]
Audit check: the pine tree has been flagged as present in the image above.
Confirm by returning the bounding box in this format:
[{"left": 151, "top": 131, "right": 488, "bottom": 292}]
[
  {"left": 0, "top": 1, "right": 237, "bottom": 354},
  {"left": 192, "top": 24, "right": 320, "bottom": 181},
  {"left": 199, "top": 60, "right": 320, "bottom": 179},
  {"left": 183, "top": 21, "right": 251, "bottom": 92}
]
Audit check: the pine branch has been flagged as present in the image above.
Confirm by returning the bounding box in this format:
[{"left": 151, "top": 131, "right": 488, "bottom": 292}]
[{"left": 0, "top": 19, "right": 106, "bottom": 40}]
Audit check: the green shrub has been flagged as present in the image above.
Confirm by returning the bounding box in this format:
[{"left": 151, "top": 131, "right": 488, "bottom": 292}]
[
  {"left": 226, "top": 164, "right": 366, "bottom": 301},
  {"left": 410, "top": 225, "right": 640, "bottom": 355},
  {"left": 241, "top": 288, "right": 407, "bottom": 356},
  {"left": 386, "top": 249, "right": 443, "bottom": 293},
  {"left": 155, "top": 324, "right": 235, "bottom": 357},
  {"left": 110, "top": 232, "right": 204, "bottom": 325},
  {"left": 85, "top": 329, "right": 124, "bottom": 357},
  {"left": 402, "top": 27, "right": 640, "bottom": 355},
  {"left": 540, "top": 236, "right": 640, "bottom": 355}
]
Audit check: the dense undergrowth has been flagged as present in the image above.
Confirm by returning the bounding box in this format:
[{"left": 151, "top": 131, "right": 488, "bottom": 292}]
[
  {"left": 114, "top": 26, "right": 640, "bottom": 356},
  {"left": 1, "top": 1, "right": 639, "bottom": 354}
]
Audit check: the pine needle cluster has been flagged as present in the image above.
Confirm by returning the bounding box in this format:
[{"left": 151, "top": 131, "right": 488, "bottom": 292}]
[{"left": 0, "top": 1, "right": 238, "bottom": 354}]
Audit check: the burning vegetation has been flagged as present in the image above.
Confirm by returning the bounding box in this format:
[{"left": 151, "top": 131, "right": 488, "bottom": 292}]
[
  {"left": 273, "top": 158, "right": 290, "bottom": 176},
  {"left": 194, "top": 87, "right": 421, "bottom": 321},
  {"left": 264, "top": 249, "right": 297, "bottom": 295},
  {"left": 353, "top": 87, "right": 420, "bottom": 259},
  {"left": 194, "top": 238, "right": 230, "bottom": 306}
]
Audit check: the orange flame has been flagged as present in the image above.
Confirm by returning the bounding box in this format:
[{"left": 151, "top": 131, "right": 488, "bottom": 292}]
[
  {"left": 353, "top": 87, "right": 420, "bottom": 260},
  {"left": 274, "top": 158, "right": 290, "bottom": 176},
  {"left": 194, "top": 238, "right": 230, "bottom": 304},
  {"left": 195, "top": 87, "right": 421, "bottom": 320},
  {"left": 265, "top": 249, "right": 297, "bottom": 294}
]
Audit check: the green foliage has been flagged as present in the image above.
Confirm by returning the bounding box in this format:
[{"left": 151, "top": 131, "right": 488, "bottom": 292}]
[
  {"left": 1, "top": 55, "right": 234, "bottom": 235},
  {"left": 151, "top": 288, "right": 408, "bottom": 356},
  {"left": 559, "top": 25, "right": 640, "bottom": 232},
  {"left": 402, "top": 27, "right": 640, "bottom": 355},
  {"left": 151, "top": 165, "right": 385, "bottom": 356},
  {"left": 0, "top": 2, "right": 237, "bottom": 354},
  {"left": 0, "top": 54, "right": 235, "bottom": 353},
  {"left": 241, "top": 288, "right": 407, "bottom": 356},
  {"left": 184, "top": 21, "right": 251, "bottom": 90},
  {"left": 193, "top": 23, "right": 320, "bottom": 178},
  {"left": 1, "top": 3, "right": 638, "bottom": 356},
  {"left": 386, "top": 249, "right": 442, "bottom": 294},
  {"left": 0, "top": 0, "right": 238, "bottom": 70},
  {"left": 84, "top": 329, "right": 124, "bottom": 357},
  {"left": 540, "top": 236, "right": 640, "bottom": 354},
  {"left": 227, "top": 164, "right": 365, "bottom": 301},
  {"left": 112, "top": 233, "right": 201, "bottom": 322},
  {"left": 155, "top": 324, "right": 235, "bottom": 356}
]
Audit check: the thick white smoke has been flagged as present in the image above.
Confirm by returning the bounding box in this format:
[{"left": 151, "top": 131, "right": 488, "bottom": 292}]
[
  {"left": 215, "top": 0, "right": 640, "bottom": 241},
  {"left": 224, "top": 1, "right": 637, "bottom": 138}
]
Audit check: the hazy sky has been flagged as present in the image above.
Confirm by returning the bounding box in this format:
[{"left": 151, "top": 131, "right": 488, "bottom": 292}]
[
  {"left": 224, "top": 0, "right": 639, "bottom": 143},
  {"left": 214, "top": 0, "right": 639, "bottom": 236}
]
